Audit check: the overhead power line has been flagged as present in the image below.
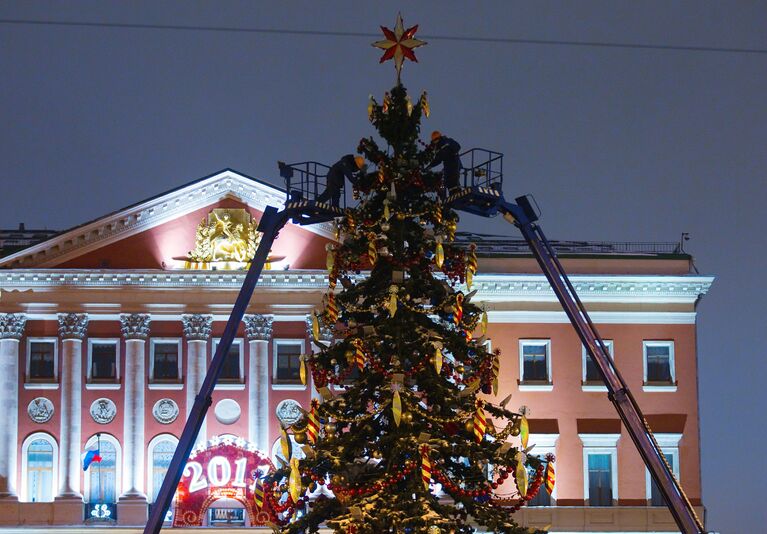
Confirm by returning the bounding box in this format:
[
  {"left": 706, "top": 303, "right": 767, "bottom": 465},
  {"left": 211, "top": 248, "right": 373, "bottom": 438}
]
[{"left": 1, "top": 18, "right": 766, "bottom": 55}]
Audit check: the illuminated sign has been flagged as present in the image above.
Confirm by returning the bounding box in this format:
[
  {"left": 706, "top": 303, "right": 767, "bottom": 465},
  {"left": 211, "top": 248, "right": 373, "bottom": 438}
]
[{"left": 173, "top": 435, "right": 276, "bottom": 527}]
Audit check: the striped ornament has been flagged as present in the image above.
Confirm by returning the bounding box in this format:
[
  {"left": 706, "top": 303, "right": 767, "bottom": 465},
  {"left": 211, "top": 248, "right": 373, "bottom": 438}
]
[
  {"left": 421, "top": 446, "right": 432, "bottom": 490},
  {"left": 492, "top": 355, "right": 500, "bottom": 396},
  {"left": 453, "top": 293, "right": 464, "bottom": 326},
  {"left": 306, "top": 399, "right": 320, "bottom": 444},
  {"left": 466, "top": 245, "right": 478, "bottom": 289},
  {"left": 473, "top": 401, "right": 487, "bottom": 443},
  {"left": 326, "top": 292, "right": 338, "bottom": 323},
  {"left": 368, "top": 233, "right": 378, "bottom": 266},
  {"left": 354, "top": 340, "right": 365, "bottom": 370},
  {"left": 253, "top": 477, "right": 265, "bottom": 509},
  {"left": 545, "top": 461, "right": 556, "bottom": 494}
]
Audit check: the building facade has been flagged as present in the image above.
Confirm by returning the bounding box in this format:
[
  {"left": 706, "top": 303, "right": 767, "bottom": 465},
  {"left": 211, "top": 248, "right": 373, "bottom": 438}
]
[{"left": 0, "top": 170, "right": 713, "bottom": 531}]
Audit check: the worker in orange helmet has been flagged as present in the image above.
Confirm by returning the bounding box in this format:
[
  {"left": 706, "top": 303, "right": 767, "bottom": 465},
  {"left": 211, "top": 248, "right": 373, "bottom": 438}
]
[
  {"left": 317, "top": 154, "right": 366, "bottom": 207},
  {"left": 428, "top": 130, "right": 463, "bottom": 194}
]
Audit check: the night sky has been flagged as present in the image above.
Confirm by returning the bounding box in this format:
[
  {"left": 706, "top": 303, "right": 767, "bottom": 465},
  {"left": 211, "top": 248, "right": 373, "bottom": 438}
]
[{"left": 2, "top": 2, "right": 765, "bottom": 532}]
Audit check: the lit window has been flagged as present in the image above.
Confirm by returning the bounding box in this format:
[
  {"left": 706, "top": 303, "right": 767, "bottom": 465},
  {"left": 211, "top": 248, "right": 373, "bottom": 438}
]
[
  {"left": 220, "top": 346, "right": 241, "bottom": 381},
  {"left": 88, "top": 340, "right": 119, "bottom": 383},
  {"left": 25, "top": 438, "right": 55, "bottom": 502},
  {"left": 645, "top": 433, "right": 682, "bottom": 506},
  {"left": 519, "top": 340, "right": 552, "bottom": 390},
  {"left": 150, "top": 439, "right": 177, "bottom": 502},
  {"left": 28, "top": 341, "right": 56, "bottom": 381},
  {"left": 151, "top": 340, "right": 181, "bottom": 383},
  {"left": 587, "top": 454, "right": 613, "bottom": 506},
  {"left": 580, "top": 434, "right": 619, "bottom": 507},
  {"left": 643, "top": 341, "right": 676, "bottom": 389},
  {"left": 275, "top": 341, "right": 303, "bottom": 383},
  {"left": 86, "top": 438, "right": 118, "bottom": 504},
  {"left": 526, "top": 434, "right": 557, "bottom": 507},
  {"left": 582, "top": 340, "right": 613, "bottom": 391},
  {"left": 212, "top": 339, "right": 243, "bottom": 384}
]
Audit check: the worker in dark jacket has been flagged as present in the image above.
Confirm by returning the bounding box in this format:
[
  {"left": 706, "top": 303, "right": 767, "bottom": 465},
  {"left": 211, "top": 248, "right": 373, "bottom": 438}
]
[
  {"left": 428, "top": 131, "right": 462, "bottom": 192},
  {"left": 317, "top": 154, "right": 366, "bottom": 207}
]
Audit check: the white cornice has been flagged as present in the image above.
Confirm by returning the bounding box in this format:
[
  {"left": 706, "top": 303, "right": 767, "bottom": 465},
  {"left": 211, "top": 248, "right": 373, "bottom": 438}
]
[
  {"left": 0, "top": 271, "right": 713, "bottom": 299},
  {"left": 488, "top": 311, "right": 698, "bottom": 324},
  {"left": 473, "top": 274, "right": 714, "bottom": 304},
  {"left": 0, "top": 170, "right": 335, "bottom": 269}
]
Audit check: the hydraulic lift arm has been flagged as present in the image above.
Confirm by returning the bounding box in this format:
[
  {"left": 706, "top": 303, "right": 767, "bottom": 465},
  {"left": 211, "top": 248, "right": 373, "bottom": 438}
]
[
  {"left": 144, "top": 206, "right": 289, "bottom": 534},
  {"left": 501, "top": 196, "right": 706, "bottom": 534}
]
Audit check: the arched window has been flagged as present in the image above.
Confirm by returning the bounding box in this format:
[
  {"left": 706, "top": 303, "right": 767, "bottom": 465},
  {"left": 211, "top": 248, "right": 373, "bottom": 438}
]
[
  {"left": 84, "top": 434, "right": 121, "bottom": 504},
  {"left": 21, "top": 432, "right": 58, "bottom": 502},
  {"left": 147, "top": 434, "right": 179, "bottom": 503}
]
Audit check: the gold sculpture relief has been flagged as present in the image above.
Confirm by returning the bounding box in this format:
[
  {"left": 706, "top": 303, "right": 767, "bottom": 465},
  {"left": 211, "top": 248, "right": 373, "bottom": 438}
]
[{"left": 181, "top": 209, "right": 269, "bottom": 270}]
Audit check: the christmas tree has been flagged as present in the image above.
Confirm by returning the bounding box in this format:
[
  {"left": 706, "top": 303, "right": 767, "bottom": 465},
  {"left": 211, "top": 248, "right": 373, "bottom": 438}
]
[{"left": 264, "top": 15, "right": 552, "bottom": 534}]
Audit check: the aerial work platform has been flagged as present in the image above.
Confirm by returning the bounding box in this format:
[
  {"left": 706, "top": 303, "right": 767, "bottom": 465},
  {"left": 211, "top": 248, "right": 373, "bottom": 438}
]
[
  {"left": 446, "top": 147, "right": 505, "bottom": 216},
  {"left": 279, "top": 160, "right": 345, "bottom": 225}
]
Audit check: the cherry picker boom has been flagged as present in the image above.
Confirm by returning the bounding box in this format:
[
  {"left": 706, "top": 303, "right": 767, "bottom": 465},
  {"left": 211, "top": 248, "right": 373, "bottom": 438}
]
[{"left": 145, "top": 157, "right": 706, "bottom": 533}]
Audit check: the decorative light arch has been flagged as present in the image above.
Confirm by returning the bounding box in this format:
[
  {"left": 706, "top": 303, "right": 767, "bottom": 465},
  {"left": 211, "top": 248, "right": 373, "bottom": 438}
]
[
  {"left": 20, "top": 432, "right": 58, "bottom": 502},
  {"left": 82, "top": 433, "right": 122, "bottom": 503},
  {"left": 146, "top": 433, "right": 179, "bottom": 503}
]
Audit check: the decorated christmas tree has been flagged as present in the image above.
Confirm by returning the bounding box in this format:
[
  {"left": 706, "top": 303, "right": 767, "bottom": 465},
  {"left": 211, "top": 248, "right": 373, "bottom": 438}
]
[{"left": 265, "top": 15, "right": 553, "bottom": 533}]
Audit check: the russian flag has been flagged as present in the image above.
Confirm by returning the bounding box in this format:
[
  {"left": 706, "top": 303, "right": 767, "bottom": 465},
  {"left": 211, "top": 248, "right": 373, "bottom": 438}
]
[{"left": 82, "top": 446, "right": 102, "bottom": 471}]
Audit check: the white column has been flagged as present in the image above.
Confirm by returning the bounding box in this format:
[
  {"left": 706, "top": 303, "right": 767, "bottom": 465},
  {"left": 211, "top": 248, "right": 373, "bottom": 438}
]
[
  {"left": 119, "top": 314, "right": 150, "bottom": 501},
  {"left": 0, "top": 314, "right": 26, "bottom": 499},
  {"left": 56, "top": 313, "right": 88, "bottom": 500},
  {"left": 182, "top": 314, "right": 212, "bottom": 447},
  {"left": 244, "top": 315, "right": 273, "bottom": 451}
]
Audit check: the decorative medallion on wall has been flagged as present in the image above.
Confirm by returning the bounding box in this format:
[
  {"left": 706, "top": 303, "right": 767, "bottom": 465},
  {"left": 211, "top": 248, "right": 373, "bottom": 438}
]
[
  {"left": 90, "top": 398, "right": 117, "bottom": 424},
  {"left": 27, "top": 397, "right": 54, "bottom": 423},
  {"left": 275, "top": 399, "right": 303, "bottom": 426},
  {"left": 213, "top": 398, "right": 241, "bottom": 425},
  {"left": 152, "top": 398, "right": 179, "bottom": 425}
]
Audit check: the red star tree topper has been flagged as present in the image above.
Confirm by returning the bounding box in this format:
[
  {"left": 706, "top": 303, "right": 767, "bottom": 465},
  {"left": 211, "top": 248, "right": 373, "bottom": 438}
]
[{"left": 372, "top": 13, "right": 427, "bottom": 81}]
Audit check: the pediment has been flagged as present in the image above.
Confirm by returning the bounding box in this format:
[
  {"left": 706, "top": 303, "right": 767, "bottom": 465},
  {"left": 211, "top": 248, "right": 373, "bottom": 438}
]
[{"left": 0, "top": 169, "right": 334, "bottom": 270}]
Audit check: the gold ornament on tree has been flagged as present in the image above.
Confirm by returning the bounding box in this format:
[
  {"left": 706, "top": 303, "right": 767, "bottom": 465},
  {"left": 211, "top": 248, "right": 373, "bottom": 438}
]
[
  {"left": 367, "top": 94, "right": 375, "bottom": 121},
  {"left": 435, "top": 238, "right": 444, "bottom": 268},
  {"left": 432, "top": 346, "right": 443, "bottom": 374},
  {"left": 299, "top": 355, "right": 307, "bottom": 386},
  {"left": 289, "top": 457, "right": 302, "bottom": 503},
  {"left": 387, "top": 285, "right": 398, "bottom": 317},
  {"left": 391, "top": 374, "right": 404, "bottom": 427},
  {"left": 519, "top": 415, "right": 530, "bottom": 449},
  {"left": 466, "top": 243, "right": 478, "bottom": 289},
  {"left": 419, "top": 91, "right": 430, "bottom": 117},
  {"left": 326, "top": 244, "right": 335, "bottom": 272},
  {"left": 310, "top": 313, "right": 320, "bottom": 342},
  {"left": 515, "top": 454, "right": 528, "bottom": 497}
]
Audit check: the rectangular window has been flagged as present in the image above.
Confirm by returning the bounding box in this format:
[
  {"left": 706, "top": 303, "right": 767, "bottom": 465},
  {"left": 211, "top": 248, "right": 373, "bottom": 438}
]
[
  {"left": 587, "top": 453, "right": 613, "bottom": 506},
  {"left": 644, "top": 341, "right": 675, "bottom": 384},
  {"left": 28, "top": 341, "right": 55, "bottom": 381},
  {"left": 150, "top": 339, "right": 182, "bottom": 386},
  {"left": 583, "top": 340, "right": 613, "bottom": 386},
  {"left": 152, "top": 342, "right": 180, "bottom": 381},
  {"left": 650, "top": 453, "right": 675, "bottom": 506},
  {"left": 519, "top": 340, "right": 551, "bottom": 388},
  {"left": 275, "top": 342, "right": 303, "bottom": 383},
  {"left": 90, "top": 342, "right": 118, "bottom": 381},
  {"left": 220, "top": 344, "right": 241, "bottom": 381}
]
